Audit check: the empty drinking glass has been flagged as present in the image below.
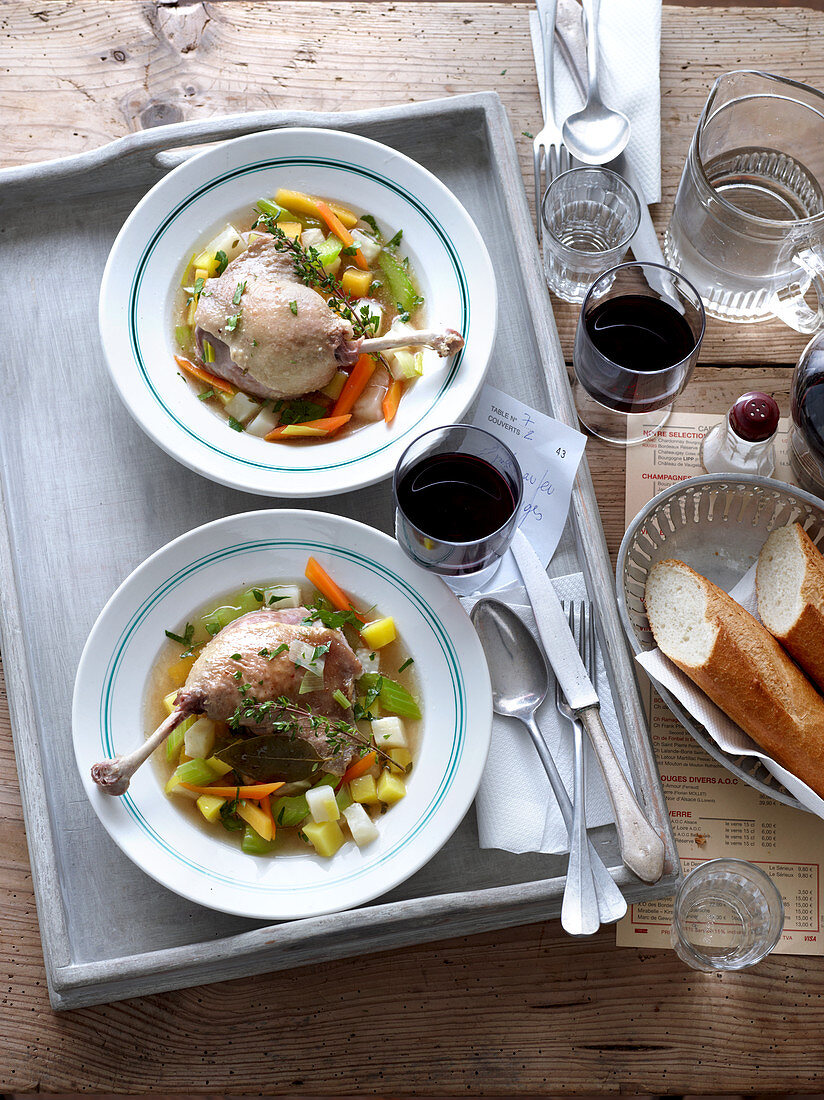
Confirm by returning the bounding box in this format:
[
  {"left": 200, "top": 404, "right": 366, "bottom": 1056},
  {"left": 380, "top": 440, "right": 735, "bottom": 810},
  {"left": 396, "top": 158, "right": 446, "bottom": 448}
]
[
  {"left": 671, "top": 859, "right": 784, "bottom": 972},
  {"left": 541, "top": 167, "right": 641, "bottom": 303}
]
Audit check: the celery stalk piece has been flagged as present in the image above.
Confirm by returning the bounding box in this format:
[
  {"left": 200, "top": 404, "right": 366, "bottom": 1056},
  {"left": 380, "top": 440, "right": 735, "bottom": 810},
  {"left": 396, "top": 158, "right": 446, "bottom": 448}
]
[
  {"left": 241, "top": 824, "right": 276, "bottom": 856},
  {"left": 165, "top": 757, "right": 215, "bottom": 794},
  {"left": 165, "top": 714, "right": 196, "bottom": 762},
  {"left": 175, "top": 324, "right": 192, "bottom": 348},
  {"left": 377, "top": 251, "right": 422, "bottom": 313},
  {"left": 315, "top": 235, "right": 343, "bottom": 270},
  {"left": 358, "top": 673, "right": 422, "bottom": 720},
  {"left": 256, "top": 198, "right": 292, "bottom": 222}
]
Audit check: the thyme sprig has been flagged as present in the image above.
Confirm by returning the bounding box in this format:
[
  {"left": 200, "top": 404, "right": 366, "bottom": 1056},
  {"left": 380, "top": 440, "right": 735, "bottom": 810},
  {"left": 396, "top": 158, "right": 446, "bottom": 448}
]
[
  {"left": 228, "top": 693, "right": 396, "bottom": 768},
  {"left": 253, "top": 217, "right": 385, "bottom": 346}
]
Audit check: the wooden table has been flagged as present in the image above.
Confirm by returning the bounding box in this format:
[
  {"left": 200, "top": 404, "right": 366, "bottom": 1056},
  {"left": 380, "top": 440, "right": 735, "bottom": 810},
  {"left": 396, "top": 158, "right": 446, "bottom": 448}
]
[{"left": 2, "top": 3, "right": 823, "bottom": 1092}]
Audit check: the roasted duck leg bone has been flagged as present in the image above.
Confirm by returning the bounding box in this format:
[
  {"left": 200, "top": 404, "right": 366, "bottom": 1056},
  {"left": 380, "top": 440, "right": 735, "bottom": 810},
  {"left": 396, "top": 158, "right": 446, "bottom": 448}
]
[
  {"left": 91, "top": 703, "right": 197, "bottom": 796},
  {"left": 356, "top": 327, "right": 464, "bottom": 359}
]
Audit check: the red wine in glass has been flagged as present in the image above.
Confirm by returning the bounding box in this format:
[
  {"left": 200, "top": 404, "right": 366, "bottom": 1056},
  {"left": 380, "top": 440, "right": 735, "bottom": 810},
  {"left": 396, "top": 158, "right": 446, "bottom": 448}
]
[
  {"left": 790, "top": 334, "right": 824, "bottom": 494},
  {"left": 393, "top": 425, "right": 523, "bottom": 582}
]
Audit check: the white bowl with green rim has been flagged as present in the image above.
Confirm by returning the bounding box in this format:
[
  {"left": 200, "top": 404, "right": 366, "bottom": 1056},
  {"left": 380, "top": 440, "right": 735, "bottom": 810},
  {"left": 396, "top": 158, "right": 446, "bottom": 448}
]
[
  {"left": 72, "top": 509, "right": 492, "bottom": 920},
  {"left": 98, "top": 127, "right": 497, "bottom": 497}
]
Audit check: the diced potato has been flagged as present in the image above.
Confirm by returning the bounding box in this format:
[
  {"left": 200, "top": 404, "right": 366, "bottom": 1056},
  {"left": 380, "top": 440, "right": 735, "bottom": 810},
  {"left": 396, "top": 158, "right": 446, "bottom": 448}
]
[
  {"left": 277, "top": 221, "right": 302, "bottom": 240},
  {"left": 166, "top": 653, "right": 195, "bottom": 690},
  {"left": 306, "top": 784, "right": 340, "bottom": 823},
  {"left": 321, "top": 370, "right": 348, "bottom": 400},
  {"left": 349, "top": 774, "right": 380, "bottom": 805},
  {"left": 237, "top": 799, "right": 273, "bottom": 842},
  {"left": 246, "top": 406, "right": 280, "bottom": 438},
  {"left": 359, "top": 617, "right": 396, "bottom": 650},
  {"left": 371, "top": 716, "right": 407, "bottom": 749},
  {"left": 196, "top": 794, "right": 226, "bottom": 824},
  {"left": 223, "top": 391, "right": 261, "bottom": 425},
  {"left": 341, "top": 267, "right": 374, "bottom": 298},
  {"left": 184, "top": 716, "right": 216, "bottom": 759},
  {"left": 343, "top": 802, "right": 379, "bottom": 847},
  {"left": 263, "top": 584, "right": 301, "bottom": 609},
  {"left": 163, "top": 689, "right": 180, "bottom": 716},
  {"left": 387, "top": 747, "right": 413, "bottom": 776},
  {"left": 302, "top": 820, "right": 346, "bottom": 858},
  {"left": 377, "top": 770, "right": 407, "bottom": 805},
  {"left": 275, "top": 189, "right": 358, "bottom": 228},
  {"left": 324, "top": 257, "right": 341, "bottom": 276}
]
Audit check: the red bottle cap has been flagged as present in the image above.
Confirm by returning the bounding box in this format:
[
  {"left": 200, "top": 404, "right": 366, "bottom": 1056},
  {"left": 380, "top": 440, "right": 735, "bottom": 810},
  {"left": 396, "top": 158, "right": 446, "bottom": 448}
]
[{"left": 729, "top": 392, "right": 780, "bottom": 443}]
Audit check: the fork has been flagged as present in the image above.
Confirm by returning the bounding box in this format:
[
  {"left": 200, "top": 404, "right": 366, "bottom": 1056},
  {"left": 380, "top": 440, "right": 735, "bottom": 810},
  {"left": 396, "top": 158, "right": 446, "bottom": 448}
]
[
  {"left": 556, "top": 601, "right": 628, "bottom": 925},
  {"left": 533, "top": 0, "right": 572, "bottom": 240}
]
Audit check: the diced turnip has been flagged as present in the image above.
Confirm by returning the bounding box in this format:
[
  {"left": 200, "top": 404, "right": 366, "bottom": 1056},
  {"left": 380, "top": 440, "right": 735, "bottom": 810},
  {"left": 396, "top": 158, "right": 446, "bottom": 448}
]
[
  {"left": 371, "top": 716, "right": 407, "bottom": 749},
  {"left": 351, "top": 228, "right": 382, "bottom": 263},
  {"left": 246, "top": 406, "right": 280, "bottom": 438},
  {"left": 184, "top": 716, "right": 216, "bottom": 759},
  {"left": 263, "top": 583, "right": 301, "bottom": 608},
  {"left": 223, "top": 391, "right": 261, "bottom": 424},
  {"left": 343, "top": 802, "right": 379, "bottom": 847},
  {"left": 300, "top": 228, "right": 325, "bottom": 250},
  {"left": 306, "top": 784, "right": 340, "bottom": 824}
]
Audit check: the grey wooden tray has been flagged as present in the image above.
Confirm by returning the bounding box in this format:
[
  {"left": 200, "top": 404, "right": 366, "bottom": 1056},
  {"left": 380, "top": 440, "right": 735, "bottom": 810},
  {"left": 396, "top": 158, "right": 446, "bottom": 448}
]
[{"left": 0, "top": 93, "right": 678, "bottom": 1010}]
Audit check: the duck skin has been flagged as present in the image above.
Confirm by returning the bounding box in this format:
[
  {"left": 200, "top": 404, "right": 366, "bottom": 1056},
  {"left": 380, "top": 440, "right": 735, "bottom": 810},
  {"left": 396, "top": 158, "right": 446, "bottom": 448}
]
[{"left": 91, "top": 607, "right": 362, "bottom": 795}]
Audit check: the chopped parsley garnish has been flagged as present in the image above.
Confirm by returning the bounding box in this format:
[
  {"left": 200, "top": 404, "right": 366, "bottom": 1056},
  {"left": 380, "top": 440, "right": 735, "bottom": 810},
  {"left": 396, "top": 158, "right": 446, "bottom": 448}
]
[
  {"left": 361, "top": 214, "right": 380, "bottom": 236},
  {"left": 398, "top": 657, "right": 415, "bottom": 674},
  {"left": 252, "top": 588, "right": 265, "bottom": 602},
  {"left": 289, "top": 300, "right": 298, "bottom": 315},
  {"left": 311, "top": 642, "right": 331, "bottom": 662},
  {"left": 230, "top": 653, "right": 242, "bottom": 661},
  {"left": 303, "top": 604, "right": 362, "bottom": 630},
  {"left": 268, "top": 593, "right": 288, "bottom": 605},
  {"left": 215, "top": 250, "right": 229, "bottom": 275},
  {"left": 198, "top": 388, "right": 215, "bottom": 401},
  {"left": 225, "top": 312, "right": 241, "bottom": 332},
  {"left": 522, "top": 130, "right": 534, "bottom": 138},
  {"left": 165, "top": 622, "right": 195, "bottom": 654},
  {"left": 232, "top": 280, "right": 246, "bottom": 305},
  {"left": 340, "top": 245, "right": 358, "bottom": 256},
  {"left": 386, "top": 229, "right": 403, "bottom": 248},
  {"left": 258, "top": 643, "right": 289, "bottom": 661},
  {"left": 227, "top": 416, "right": 244, "bottom": 432},
  {"left": 279, "top": 399, "right": 327, "bottom": 426}
]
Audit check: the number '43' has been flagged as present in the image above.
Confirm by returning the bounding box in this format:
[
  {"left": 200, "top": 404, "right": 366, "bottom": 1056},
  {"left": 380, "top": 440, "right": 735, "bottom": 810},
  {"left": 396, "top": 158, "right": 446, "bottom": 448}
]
[{"left": 556, "top": 447, "right": 566, "bottom": 458}]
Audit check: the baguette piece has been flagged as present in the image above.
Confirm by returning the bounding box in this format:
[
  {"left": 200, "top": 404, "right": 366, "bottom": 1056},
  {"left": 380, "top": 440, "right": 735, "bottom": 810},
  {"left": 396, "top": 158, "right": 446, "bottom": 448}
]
[
  {"left": 757, "top": 523, "right": 824, "bottom": 691},
  {"left": 645, "top": 558, "right": 824, "bottom": 799}
]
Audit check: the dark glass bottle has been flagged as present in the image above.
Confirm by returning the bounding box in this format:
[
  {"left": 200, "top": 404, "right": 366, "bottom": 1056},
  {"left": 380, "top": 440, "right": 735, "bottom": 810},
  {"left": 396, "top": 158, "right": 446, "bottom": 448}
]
[{"left": 790, "top": 333, "right": 824, "bottom": 497}]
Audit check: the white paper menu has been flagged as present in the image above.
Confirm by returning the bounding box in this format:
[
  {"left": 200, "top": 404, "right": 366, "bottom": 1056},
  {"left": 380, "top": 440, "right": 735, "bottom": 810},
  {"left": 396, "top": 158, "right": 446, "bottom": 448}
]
[
  {"left": 615, "top": 412, "right": 824, "bottom": 956},
  {"left": 470, "top": 384, "right": 586, "bottom": 584}
]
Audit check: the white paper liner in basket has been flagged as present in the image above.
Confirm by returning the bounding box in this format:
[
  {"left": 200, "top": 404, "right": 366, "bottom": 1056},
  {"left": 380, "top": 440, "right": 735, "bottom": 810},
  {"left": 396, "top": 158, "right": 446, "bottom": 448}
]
[{"left": 637, "top": 564, "right": 824, "bottom": 819}]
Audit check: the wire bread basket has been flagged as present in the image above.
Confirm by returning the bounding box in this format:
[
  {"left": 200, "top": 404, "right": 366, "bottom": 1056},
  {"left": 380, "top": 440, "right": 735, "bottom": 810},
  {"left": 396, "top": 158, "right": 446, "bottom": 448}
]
[{"left": 617, "top": 473, "right": 824, "bottom": 810}]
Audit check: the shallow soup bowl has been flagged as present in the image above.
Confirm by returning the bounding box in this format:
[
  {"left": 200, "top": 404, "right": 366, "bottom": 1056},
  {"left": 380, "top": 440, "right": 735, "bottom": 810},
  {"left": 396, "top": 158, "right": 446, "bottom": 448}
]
[
  {"left": 72, "top": 509, "right": 493, "bottom": 921},
  {"left": 99, "top": 127, "right": 497, "bottom": 497}
]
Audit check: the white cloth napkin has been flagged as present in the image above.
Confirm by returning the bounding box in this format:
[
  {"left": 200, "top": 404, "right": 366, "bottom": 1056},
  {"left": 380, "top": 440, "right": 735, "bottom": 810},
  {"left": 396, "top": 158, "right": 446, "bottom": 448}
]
[
  {"left": 637, "top": 566, "right": 824, "bottom": 820},
  {"left": 464, "top": 571, "right": 634, "bottom": 854},
  {"left": 529, "top": 0, "right": 663, "bottom": 203}
]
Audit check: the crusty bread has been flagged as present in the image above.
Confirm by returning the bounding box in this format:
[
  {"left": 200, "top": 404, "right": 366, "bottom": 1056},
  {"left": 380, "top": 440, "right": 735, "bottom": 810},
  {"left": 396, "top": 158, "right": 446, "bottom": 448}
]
[
  {"left": 757, "top": 523, "right": 824, "bottom": 692},
  {"left": 645, "top": 558, "right": 824, "bottom": 799}
]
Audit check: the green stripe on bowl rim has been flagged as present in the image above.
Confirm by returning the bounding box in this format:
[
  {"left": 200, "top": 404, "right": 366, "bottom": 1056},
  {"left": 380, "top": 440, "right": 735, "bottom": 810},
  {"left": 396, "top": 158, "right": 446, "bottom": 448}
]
[
  {"left": 98, "top": 538, "right": 466, "bottom": 892},
  {"left": 128, "top": 155, "right": 471, "bottom": 473}
]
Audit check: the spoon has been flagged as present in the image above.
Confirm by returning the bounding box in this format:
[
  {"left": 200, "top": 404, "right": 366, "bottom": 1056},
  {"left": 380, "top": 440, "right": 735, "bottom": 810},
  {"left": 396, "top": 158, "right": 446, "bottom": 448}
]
[
  {"left": 561, "top": 0, "right": 631, "bottom": 165},
  {"left": 471, "top": 598, "right": 627, "bottom": 932}
]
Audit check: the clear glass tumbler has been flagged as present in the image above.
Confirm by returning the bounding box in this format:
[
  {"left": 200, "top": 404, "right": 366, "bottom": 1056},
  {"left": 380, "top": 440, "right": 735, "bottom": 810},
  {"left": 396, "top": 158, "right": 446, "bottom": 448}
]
[
  {"left": 572, "top": 261, "right": 705, "bottom": 445},
  {"left": 393, "top": 424, "right": 523, "bottom": 595},
  {"left": 671, "top": 859, "right": 784, "bottom": 972},
  {"left": 542, "top": 167, "right": 641, "bottom": 303},
  {"left": 665, "top": 70, "right": 824, "bottom": 332}
]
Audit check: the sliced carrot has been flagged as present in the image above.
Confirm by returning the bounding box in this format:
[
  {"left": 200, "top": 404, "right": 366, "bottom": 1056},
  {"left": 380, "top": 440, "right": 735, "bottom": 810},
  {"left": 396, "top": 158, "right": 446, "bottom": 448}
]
[
  {"left": 332, "top": 355, "right": 377, "bottom": 418},
  {"left": 174, "top": 355, "right": 235, "bottom": 395},
  {"left": 305, "top": 556, "right": 364, "bottom": 622},
  {"left": 180, "top": 781, "right": 285, "bottom": 799},
  {"left": 382, "top": 379, "right": 404, "bottom": 424},
  {"left": 265, "top": 414, "right": 351, "bottom": 440},
  {"left": 338, "top": 751, "right": 377, "bottom": 788},
  {"left": 315, "top": 200, "right": 369, "bottom": 270},
  {"left": 259, "top": 793, "right": 276, "bottom": 838}
]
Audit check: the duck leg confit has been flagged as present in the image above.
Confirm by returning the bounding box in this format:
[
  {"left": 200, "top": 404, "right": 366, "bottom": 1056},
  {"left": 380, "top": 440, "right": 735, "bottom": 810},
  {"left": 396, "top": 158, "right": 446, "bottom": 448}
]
[{"left": 91, "top": 607, "right": 363, "bottom": 795}]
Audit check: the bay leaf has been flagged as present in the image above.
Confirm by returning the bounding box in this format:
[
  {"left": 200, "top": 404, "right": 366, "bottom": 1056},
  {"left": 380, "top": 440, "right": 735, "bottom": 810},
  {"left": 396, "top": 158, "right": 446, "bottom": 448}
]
[{"left": 215, "top": 734, "right": 325, "bottom": 782}]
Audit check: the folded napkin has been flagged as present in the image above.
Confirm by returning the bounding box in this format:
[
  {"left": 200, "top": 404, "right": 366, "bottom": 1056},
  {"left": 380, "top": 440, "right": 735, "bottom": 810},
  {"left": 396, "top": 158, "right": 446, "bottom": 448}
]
[
  {"left": 637, "top": 566, "right": 824, "bottom": 820},
  {"left": 529, "top": 0, "right": 663, "bottom": 203},
  {"left": 464, "top": 570, "right": 634, "bottom": 854}
]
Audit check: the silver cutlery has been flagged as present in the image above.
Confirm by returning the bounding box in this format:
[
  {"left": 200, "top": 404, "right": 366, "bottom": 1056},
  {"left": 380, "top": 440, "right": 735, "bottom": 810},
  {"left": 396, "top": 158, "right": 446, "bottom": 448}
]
[
  {"left": 533, "top": 0, "right": 571, "bottom": 241},
  {"left": 554, "top": 601, "right": 595, "bottom": 926},
  {"left": 471, "top": 598, "right": 628, "bottom": 934},
  {"left": 561, "top": 0, "right": 631, "bottom": 165},
  {"left": 511, "top": 530, "right": 665, "bottom": 883}
]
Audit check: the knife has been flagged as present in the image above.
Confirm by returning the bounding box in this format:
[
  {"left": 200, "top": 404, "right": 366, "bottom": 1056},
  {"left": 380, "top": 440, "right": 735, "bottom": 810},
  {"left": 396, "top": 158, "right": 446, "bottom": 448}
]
[
  {"left": 553, "top": 0, "right": 667, "bottom": 268},
  {"left": 511, "top": 529, "right": 665, "bottom": 883}
]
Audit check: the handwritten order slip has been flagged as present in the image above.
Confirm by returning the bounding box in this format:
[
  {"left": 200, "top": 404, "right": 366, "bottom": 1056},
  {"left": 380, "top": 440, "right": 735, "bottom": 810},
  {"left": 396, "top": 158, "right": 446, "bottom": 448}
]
[{"left": 615, "top": 412, "right": 824, "bottom": 955}]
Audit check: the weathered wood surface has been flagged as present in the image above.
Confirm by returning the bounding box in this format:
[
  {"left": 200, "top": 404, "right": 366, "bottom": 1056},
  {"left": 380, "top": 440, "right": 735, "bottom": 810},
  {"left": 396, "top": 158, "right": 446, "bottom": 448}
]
[{"left": 1, "top": 2, "right": 823, "bottom": 1093}]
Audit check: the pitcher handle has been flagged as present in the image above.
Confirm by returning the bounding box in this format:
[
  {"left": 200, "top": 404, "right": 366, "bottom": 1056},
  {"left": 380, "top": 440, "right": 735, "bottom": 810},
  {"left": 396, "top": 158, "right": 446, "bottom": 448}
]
[{"left": 770, "top": 245, "right": 824, "bottom": 334}]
